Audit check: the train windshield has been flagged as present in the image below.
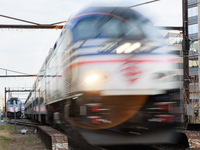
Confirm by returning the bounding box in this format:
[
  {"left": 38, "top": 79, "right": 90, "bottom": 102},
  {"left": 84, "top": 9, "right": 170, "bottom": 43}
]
[
  {"left": 7, "top": 99, "right": 20, "bottom": 106},
  {"left": 74, "top": 15, "right": 161, "bottom": 41}
]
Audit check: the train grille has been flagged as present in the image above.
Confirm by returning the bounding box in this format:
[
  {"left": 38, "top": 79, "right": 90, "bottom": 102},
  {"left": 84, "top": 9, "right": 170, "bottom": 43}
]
[{"left": 64, "top": 75, "right": 72, "bottom": 96}]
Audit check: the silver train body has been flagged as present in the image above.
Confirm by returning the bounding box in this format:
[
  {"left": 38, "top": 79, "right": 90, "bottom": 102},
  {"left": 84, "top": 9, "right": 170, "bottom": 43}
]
[{"left": 25, "top": 7, "right": 182, "bottom": 145}]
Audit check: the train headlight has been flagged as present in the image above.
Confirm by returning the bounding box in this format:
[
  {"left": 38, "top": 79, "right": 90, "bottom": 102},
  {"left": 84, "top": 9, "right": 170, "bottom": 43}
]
[
  {"left": 116, "top": 42, "right": 141, "bottom": 54},
  {"left": 85, "top": 74, "right": 99, "bottom": 83},
  {"left": 124, "top": 42, "right": 141, "bottom": 53},
  {"left": 116, "top": 43, "right": 131, "bottom": 53}
]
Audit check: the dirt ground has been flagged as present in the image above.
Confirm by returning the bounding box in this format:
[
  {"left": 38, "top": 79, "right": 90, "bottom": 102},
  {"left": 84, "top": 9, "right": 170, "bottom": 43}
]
[{"left": 0, "top": 126, "right": 47, "bottom": 150}]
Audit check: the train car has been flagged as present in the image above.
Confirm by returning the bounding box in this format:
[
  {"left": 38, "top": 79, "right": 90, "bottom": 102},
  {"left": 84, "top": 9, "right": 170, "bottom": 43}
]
[
  {"left": 25, "top": 7, "right": 182, "bottom": 145},
  {"left": 21, "top": 102, "right": 25, "bottom": 116},
  {"left": 7, "top": 97, "right": 21, "bottom": 118},
  {"left": 25, "top": 64, "right": 46, "bottom": 122}
]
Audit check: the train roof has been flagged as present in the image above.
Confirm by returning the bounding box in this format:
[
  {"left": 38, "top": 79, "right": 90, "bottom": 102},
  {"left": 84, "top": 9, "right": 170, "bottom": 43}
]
[
  {"left": 7, "top": 97, "right": 21, "bottom": 101},
  {"left": 8, "top": 97, "right": 18, "bottom": 99},
  {"left": 71, "top": 7, "right": 149, "bottom": 24}
]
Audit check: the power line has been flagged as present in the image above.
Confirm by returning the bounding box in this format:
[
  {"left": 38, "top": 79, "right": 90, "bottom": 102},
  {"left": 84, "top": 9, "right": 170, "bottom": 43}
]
[
  {"left": 0, "top": 24, "right": 62, "bottom": 29},
  {"left": 167, "top": 32, "right": 182, "bottom": 46},
  {"left": 0, "top": 14, "right": 65, "bottom": 27},
  {"left": 0, "top": 75, "right": 37, "bottom": 77},
  {"left": 156, "top": 26, "right": 182, "bottom": 30},
  {"left": 0, "top": 14, "right": 40, "bottom": 25},
  {"left": 0, "top": 67, "right": 34, "bottom": 75},
  {"left": 0, "top": 24, "right": 182, "bottom": 30},
  {"left": 129, "top": 0, "right": 161, "bottom": 8},
  {"left": 0, "top": 0, "right": 162, "bottom": 29}
]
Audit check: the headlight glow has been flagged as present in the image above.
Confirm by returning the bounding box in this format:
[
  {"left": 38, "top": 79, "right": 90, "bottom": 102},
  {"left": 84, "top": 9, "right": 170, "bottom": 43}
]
[
  {"left": 85, "top": 74, "right": 99, "bottom": 83},
  {"left": 124, "top": 42, "right": 141, "bottom": 53},
  {"left": 116, "top": 43, "right": 131, "bottom": 53}
]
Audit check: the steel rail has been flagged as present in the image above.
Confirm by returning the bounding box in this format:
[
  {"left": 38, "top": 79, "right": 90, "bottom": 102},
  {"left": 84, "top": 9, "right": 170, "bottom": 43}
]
[{"left": 7, "top": 120, "right": 40, "bottom": 127}]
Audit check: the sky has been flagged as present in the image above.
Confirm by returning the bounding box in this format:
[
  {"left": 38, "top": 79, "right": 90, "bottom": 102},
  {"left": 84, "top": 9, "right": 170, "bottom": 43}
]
[{"left": 0, "top": 0, "right": 182, "bottom": 101}]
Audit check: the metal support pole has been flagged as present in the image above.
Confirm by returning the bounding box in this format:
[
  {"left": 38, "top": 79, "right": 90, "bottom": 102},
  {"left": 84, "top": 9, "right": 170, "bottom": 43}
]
[
  {"left": 182, "top": 0, "right": 190, "bottom": 125},
  {"left": 4, "top": 87, "right": 6, "bottom": 118}
]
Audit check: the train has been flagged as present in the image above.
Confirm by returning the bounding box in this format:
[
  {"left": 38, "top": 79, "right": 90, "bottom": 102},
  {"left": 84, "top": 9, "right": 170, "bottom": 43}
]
[
  {"left": 25, "top": 7, "right": 182, "bottom": 145},
  {"left": 7, "top": 97, "right": 22, "bottom": 118},
  {"left": 21, "top": 102, "right": 25, "bottom": 116}
]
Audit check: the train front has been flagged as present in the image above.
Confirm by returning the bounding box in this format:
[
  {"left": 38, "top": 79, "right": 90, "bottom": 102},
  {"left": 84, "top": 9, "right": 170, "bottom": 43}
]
[
  {"left": 65, "top": 7, "right": 182, "bottom": 145},
  {"left": 7, "top": 98, "right": 21, "bottom": 118}
]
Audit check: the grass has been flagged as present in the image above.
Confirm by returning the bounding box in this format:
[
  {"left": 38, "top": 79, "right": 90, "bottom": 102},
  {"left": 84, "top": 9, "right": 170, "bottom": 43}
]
[
  {"left": 0, "top": 127, "right": 14, "bottom": 150},
  {"left": 0, "top": 125, "right": 46, "bottom": 150},
  {"left": 0, "top": 126, "right": 13, "bottom": 130},
  {"left": 33, "top": 140, "right": 42, "bottom": 143},
  {"left": 26, "top": 138, "right": 32, "bottom": 142}
]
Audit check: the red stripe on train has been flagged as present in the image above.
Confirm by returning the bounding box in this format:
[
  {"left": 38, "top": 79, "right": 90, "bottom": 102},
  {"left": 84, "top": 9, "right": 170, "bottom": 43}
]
[{"left": 63, "top": 58, "right": 179, "bottom": 75}]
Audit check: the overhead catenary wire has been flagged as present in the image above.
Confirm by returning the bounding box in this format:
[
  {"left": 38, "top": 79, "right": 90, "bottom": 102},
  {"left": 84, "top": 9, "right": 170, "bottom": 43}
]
[
  {"left": 0, "top": 14, "right": 41, "bottom": 25},
  {"left": 0, "top": 0, "right": 182, "bottom": 30},
  {"left": 0, "top": 67, "right": 34, "bottom": 75},
  {"left": 167, "top": 32, "right": 182, "bottom": 46},
  {"left": 0, "top": 0, "right": 162, "bottom": 29},
  {"left": 0, "top": 67, "right": 63, "bottom": 77},
  {"left": 129, "top": 0, "right": 161, "bottom": 8}
]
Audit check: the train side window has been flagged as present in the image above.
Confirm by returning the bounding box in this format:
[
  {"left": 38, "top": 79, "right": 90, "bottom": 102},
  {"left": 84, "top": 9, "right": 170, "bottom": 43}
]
[
  {"left": 40, "top": 98, "right": 44, "bottom": 104},
  {"left": 53, "top": 43, "right": 57, "bottom": 50},
  {"left": 33, "top": 98, "right": 38, "bottom": 107}
]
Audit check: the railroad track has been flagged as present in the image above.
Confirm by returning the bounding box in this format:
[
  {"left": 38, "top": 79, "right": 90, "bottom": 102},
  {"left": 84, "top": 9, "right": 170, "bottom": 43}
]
[
  {"left": 7, "top": 118, "right": 105, "bottom": 150},
  {"left": 58, "top": 123, "right": 106, "bottom": 150},
  {"left": 7, "top": 119, "right": 41, "bottom": 127},
  {"left": 7, "top": 118, "right": 193, "bottom": 150}
]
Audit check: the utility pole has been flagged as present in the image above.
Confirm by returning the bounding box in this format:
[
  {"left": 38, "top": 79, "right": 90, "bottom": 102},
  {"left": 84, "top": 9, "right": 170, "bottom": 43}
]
[
  {"left": 182, "top": 0, "right": 190, "bottom": 124},
  {"left": 4, "top": 87, "right": 6, "bottom": 118}
]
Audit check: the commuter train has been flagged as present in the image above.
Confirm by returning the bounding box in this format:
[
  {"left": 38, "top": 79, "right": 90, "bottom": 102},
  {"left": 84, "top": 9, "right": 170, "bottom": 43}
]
[
  {"left": 25, "top": 7, "right": 182, "bottom": 145},
  {"left": 7, "top": 97, "right": 22, "bottom": 118}
]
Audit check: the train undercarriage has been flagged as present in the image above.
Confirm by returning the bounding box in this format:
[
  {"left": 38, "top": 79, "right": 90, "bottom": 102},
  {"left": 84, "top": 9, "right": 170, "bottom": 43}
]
[
  {"left": 7, "top": 111, "right": 21, "bottom": 119},
  {"left": 42, "top": 90, "right": 183, "bottom": 145}
]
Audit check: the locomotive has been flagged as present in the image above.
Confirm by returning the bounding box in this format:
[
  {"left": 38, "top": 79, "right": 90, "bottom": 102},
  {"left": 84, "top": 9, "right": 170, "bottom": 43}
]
[
  {"left": 7, "top": 97, "right": 22, "bottom": 118},
  {"left": 25, "top": 7, "right": 182, "bottom": 145}
]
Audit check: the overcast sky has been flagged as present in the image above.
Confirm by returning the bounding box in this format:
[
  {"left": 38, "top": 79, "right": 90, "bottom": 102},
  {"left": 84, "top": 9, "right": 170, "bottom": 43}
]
[{"left": 0, "top": 0, "right": 182, "bottom": 100}]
